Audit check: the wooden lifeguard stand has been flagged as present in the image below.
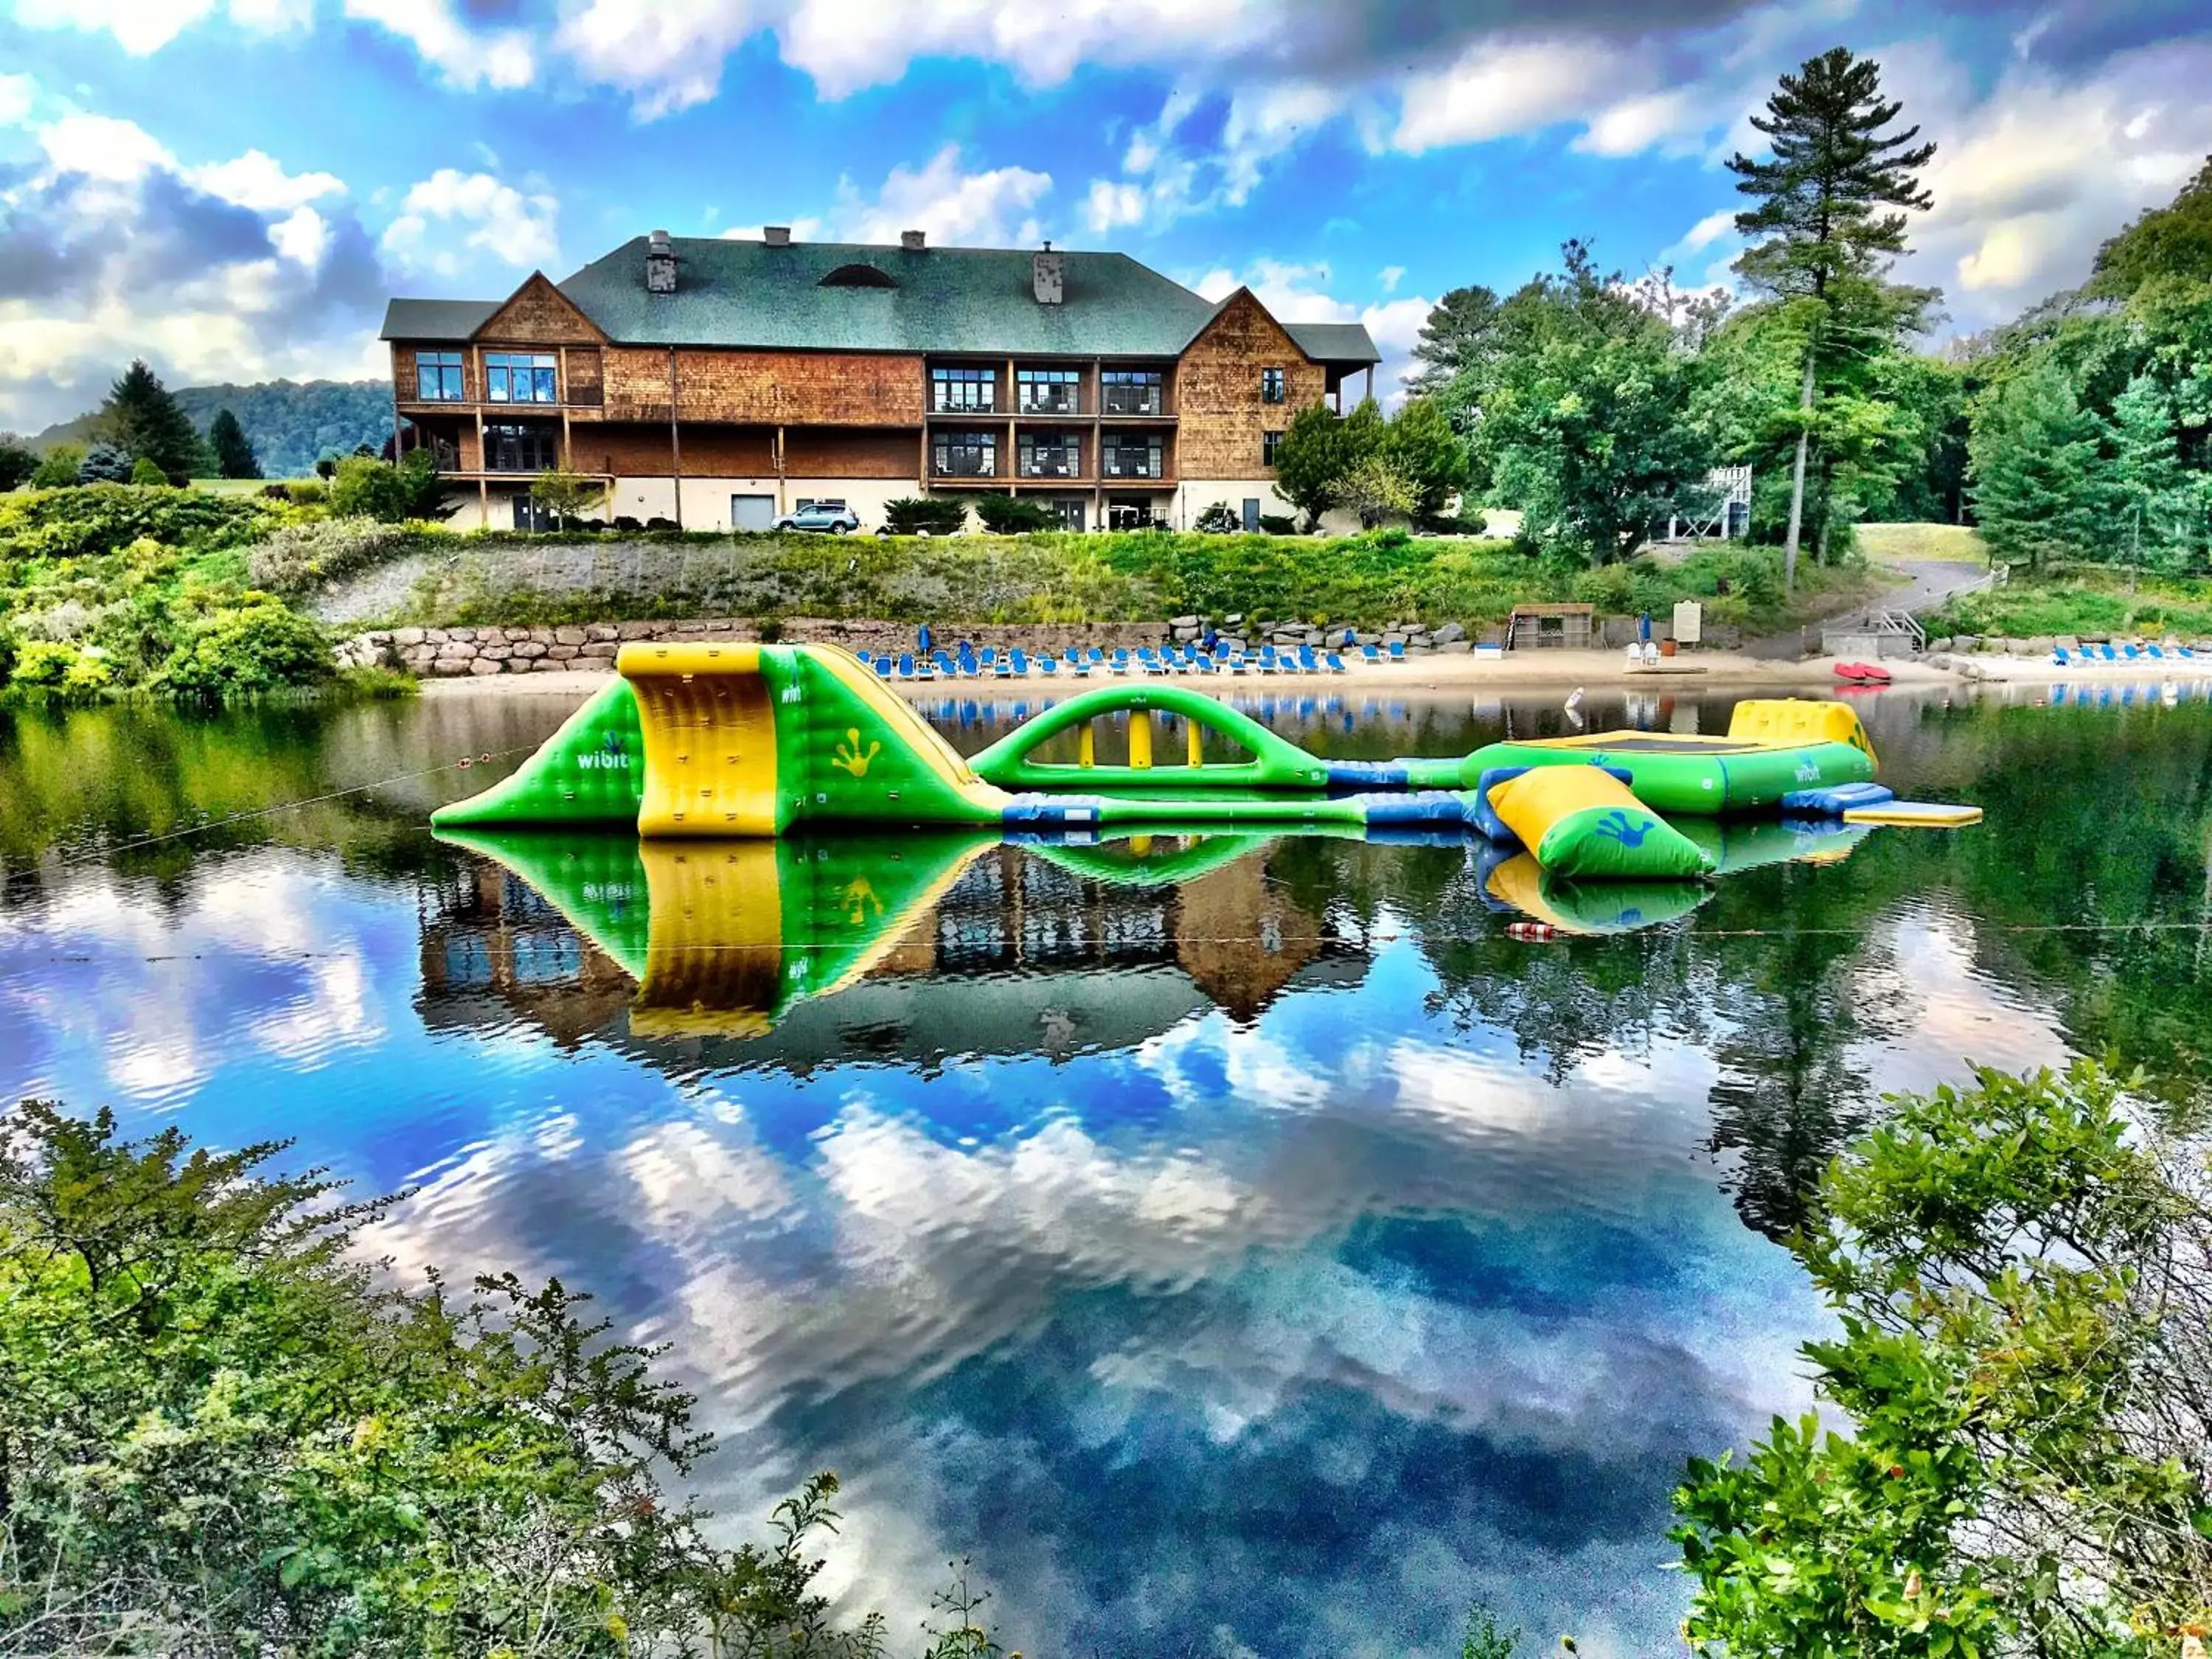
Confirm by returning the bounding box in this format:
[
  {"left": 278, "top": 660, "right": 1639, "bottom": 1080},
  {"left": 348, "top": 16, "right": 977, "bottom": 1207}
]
[{"left": 1505, "top": 603, "right": 1594, "bottom": 650}]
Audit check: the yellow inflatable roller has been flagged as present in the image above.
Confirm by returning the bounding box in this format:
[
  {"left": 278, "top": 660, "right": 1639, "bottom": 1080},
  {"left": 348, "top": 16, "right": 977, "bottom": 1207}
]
[{"left": 1486, "top": 765, "right": 1715, "bottom": 881}]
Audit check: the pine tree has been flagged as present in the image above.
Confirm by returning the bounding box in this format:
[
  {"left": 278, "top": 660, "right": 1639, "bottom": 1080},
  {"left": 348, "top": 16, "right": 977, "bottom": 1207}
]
[
  {"left": 1408, "top": 285, "right": 1504, "bottom": 395},
  {"left": 207, "top": 408, "right": 262, "bottom": 480},
  {"left": 1380, "top": 396, "right": 1469, "bottom": 521},
  {"left": 1969, "top": 365, "right": 2108, "bottom": 574},
  {"left": 97, "top": 359, "right": 206, "bottom": 484},
  {"left": 1729, "top": 48, "right": 1937, "bottom": 595},
  {"left": 2106, "top": 375, "right": 2191, "bottom": 576}
]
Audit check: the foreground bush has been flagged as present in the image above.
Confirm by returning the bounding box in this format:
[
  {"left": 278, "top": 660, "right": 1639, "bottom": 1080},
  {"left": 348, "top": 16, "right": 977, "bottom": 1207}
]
[
  {"left": 248, "top": 517, "right": 419, "bottom": 596},
  {"left": 1674, "top": 1060, "right": 2212, "bottom": 1657},
  {"left": 0, "top": 483, "right": 274, "bottom": 562},
  {"left": 0, "top": 1102, "right": 996, "bottom": 1657},
  {"left": 156, "top": 597, "right": 333, "bottom": 698}
]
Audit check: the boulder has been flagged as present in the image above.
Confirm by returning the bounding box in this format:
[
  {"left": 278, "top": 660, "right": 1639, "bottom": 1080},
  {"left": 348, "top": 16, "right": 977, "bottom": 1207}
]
[
  {"left": 366, "top": 630, "right": 393, "bottom": 647},
  {"left": 429, "top": 658, "right": 471, "bottom": 677},
  {"left": 531, "top": 658, "right": 569, "bottom": 672},
  {"left": 467, "top": 658, "right": 504, "bottom": 676},
  {"left": 1172, "top": 614, "right": 1200, "bottom": 630},
  {"left": 2056, "top": 634, "right": 2081, "bottom": 651},
  {"left": 512, "top": 640, "right": 548, "bottom": 660},
  {"left": 435, "top": 641, "right": 477, "bottom": 661},
  {"left": 617, "top": 620, "right": 662, "bottom": 641},
  {"left": 546, "top": 644, "right": 580, "bottom": 661},
  {"left": 424, "top": 628, "right": 450, "bottom": 645},
  {"left": 1433, "top": 621, "right": 1467, "bottom": 644},
  {"left": 476, "top": 644, "right": 513, "bottom": 661},
  {"left": 584, "top": 623, "right": 620, "bottom": 642},
  {"left": 579, "top": 641, "right": 619, "bottom": 659},
  {"left": 447, "top": 627, "right": 475, "bottom": 643},
  {"left": 1438, "top": 640, "right": 1472, "bottom": 655},
  {"left": 393, "top": 627, "right": 425, "bottom": 647},
  {"left": 2027, "top": 636, "right": 2054, "bottom": 655},
  {"left": 1953, "top": 633, "right": 1980, "bottom": 652},
  {"left": 504, "top": 626, "right": 535, "bottom": 642},
  {"left": 554, "top": 627, "right": 588, "bottom": 646}
]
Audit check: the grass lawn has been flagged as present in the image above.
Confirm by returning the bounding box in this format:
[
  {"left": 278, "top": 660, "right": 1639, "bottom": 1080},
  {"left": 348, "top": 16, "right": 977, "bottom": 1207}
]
[
  {"left": 190, "top": 478, "right": 299, "bottom": 497},
  {"left": 1856, "top": 523, "right": 1990, "bottom": 566},
  {"left": 1924, "top": 567, "right": 2212, "bottom": 641}
]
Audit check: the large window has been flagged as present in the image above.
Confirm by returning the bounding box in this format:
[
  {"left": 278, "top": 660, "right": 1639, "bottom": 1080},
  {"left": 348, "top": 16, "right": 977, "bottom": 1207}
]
[
  {"left": 933, "top": 430, "right": 998, "bottom": 478},
  {"left": 1262, "top": 430, "right": 1283, "bottom": 467},
  {"left": 932, "top": 366, "right": 995, "bottom": 411},
  {"left": 1261, "top": 366, "right": 1285, "bottom": 403},
  {"left": 1102, "top": 369, "right": 1164, "bottom": 416},
  {"left": 1101, "top": 432, "right": 1163, "bottom": 479},
  {"left": 1018, "top": 368, "right": 1080, "bottom": 414},
  {"left": 1018, "top": 432, "right": 1082, "bottom": 478},
  {"left": 484, "top": 422, "right": 560, "bottom": 473},
  {"left": 486, "top": 352, "right": 558, "bottom": 403},
  {"left": 416, "top": 350, "right": 464, "bottom": 401}
]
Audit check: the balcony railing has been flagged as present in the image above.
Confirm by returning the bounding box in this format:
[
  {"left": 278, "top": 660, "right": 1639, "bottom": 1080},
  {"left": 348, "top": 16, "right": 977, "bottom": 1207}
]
[
  {"left": 1020, "top": 461, "right": 1079, "bottom": 479},
  {"left": 1101, "top": 457, "right": 1164, "bottom": 479},
  {"left": 1019, "top": 388, "right": 1079, "bottom": 415},
  {"left": 1102, "top": 386, "right": 1164, "bottom": 417}
]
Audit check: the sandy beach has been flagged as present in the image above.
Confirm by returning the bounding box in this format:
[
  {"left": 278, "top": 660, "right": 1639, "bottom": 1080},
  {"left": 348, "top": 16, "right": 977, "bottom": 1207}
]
[{"left": 417, "top": 647, "right": 1972, "bottom": 704}]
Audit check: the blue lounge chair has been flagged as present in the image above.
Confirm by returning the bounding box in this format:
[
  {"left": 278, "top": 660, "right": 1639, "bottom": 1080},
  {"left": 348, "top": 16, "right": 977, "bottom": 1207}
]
[
  {"left": 2052, "top": 647, "right": 2073, "bottom": 667},
  {"left": 2179, "top": 645, "right": 2199, "bottom": 659},
  {"left": 1325, "top": 652, "right": 1347, "bottom": 674},
  {"left": 1362, "top": 644, "right": 1381, "bottom": 664},
  {"left": 875, "top": 657, "right": 894, "bottom": 681},
  {"left": 1009, "top": 647, "right": 1029, "bottom": 676},
  {"left": 1039, "top": 653, "right": 1059, "bottom": 677},
  {"left": 2146, "top": 644, "right": 2167, "bottom": 660},
  {"left": 1109, "top": 649, "right": 1131, "bottom": 675},
  {"left": 1388, "top": 640, "right": 1408, "bottom": 663},
  {"left": 897, "top": 653, "right": 916, "bottom": 679},
  {"left": 1298, "top": 645, "right": 1319, "bottom": 672},
  {"left": 2099, "top": 643, "right": 2118, "bottom": 661}
]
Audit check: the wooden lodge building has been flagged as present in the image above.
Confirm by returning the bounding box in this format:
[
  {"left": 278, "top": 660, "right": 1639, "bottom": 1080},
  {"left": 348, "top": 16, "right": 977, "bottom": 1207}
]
[{"left": 380, "top": 228, "right": 1382, "bottom": 534}]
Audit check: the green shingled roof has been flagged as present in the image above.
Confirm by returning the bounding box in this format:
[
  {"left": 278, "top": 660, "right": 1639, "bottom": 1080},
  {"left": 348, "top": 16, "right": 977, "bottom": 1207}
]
[{"left": 383, "top": 237, "right": 1381, "bottom": 365}]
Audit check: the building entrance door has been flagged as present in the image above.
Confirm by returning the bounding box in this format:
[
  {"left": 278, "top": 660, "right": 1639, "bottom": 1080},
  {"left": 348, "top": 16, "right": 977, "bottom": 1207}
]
[{"left": 731, "top": 493, "right": 776, "bottom": 532}]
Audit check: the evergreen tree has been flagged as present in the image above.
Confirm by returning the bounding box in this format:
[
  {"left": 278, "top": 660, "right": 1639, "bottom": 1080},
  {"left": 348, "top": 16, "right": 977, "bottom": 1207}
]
[
  {"left": 1270, "top": 402, "right": 1355, "bottom": 531},
  {"left": 97, "top": 360, "right": 206, "bottom": 483},
  {"left": 2105, "top": 374, "right": 2196, "bottom": 574},
  {"left": 77, "top": 442, "right": 135, "bottom": 484},
  {"left": 29, "top": 445, "right": 83, "bottom": 488},
  {"left": 1728, "top": 47, "right": 1938, "bottom": 594},
  {"left": 1969, "top": 364, "right": 2108, "bottom": 573},
  {"left": 2090, "top": 156, "right": 2212, "bottom": 299},
  {"left": 0, "top": 433, "right": 35, "bottom": 493},
  {"left": 207, "top": 408, "right": 262, "bottom": 479},
  {"left": 1408, "top": 285, "right": 1504, "bottom": 395}
]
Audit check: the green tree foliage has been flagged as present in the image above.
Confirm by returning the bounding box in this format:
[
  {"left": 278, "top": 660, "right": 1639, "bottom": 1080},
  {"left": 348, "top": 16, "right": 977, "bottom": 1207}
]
[
  {"left": 1728, "top": 47, "right": 1937, "bottom": 592},
  {"left": 1380, "top": 395, "right": 1471, "bottom": 521},
  {"left": 1674, "top": 1061, "right": 2212, "bottom": 1658},
  {"left": 0, "top": 1102, "right": 938, "bottom": 1655},
  {"left": 1332, "top": 453, "right": 1418, "bottom": 527},
  {"left": 94, "top": 360, "right": 206, "bottom": 484},
  {"left": 156, "top": 597, "right": 333, "bottom": 698},
  {"left": 2107, "top": 373, "right": 2199, "bottom": 574},
  {"left": 0, "top": 435, "right": 35, "bottom": 493},
  {"left": 206, "top": 407, "right": 262, "bottom": 479},
  {"left": 1475, "top": 243, "right": 1717, "bottom": 565},
  {"left": 1272, "top": 400, "right": 1366, "bottom": 531},
  {"left": 1969, "top": 364, "right": 2111, "bottom": 571},
  {"left": 883, "top": 496, "right": 969, "bottom": 535},
  {"left": 329, "top": 451, "right": 448, "bottom": 524},
  {"left": 2091, "top": 156, "right": 2212, "bottom": 299},
  {"left": 531, "top": 465, "right": 610, "bottom": 527},
  {"left": 1409, "top": 285, "right": 1507, "bottom": 396},
  {"left": 76, "top": 443, "right": 133, "bottom": 484},
  {"left": 28, "top": 446, "right": 81, "bottom": 489},
  {"left": 35, "top": 380, "right": 391, "bottom": 480},
  {"left": 970, "top": 493, "right": 1057, "bottom": 533},
  {"left": 127, "top": 456, "right": 167, "bottom": 487}
]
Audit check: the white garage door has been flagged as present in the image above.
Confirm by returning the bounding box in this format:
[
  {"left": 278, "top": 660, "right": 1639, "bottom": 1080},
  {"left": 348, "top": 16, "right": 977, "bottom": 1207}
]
[{"left": 731, "top": 494, "right": 776, "bottom": 531}]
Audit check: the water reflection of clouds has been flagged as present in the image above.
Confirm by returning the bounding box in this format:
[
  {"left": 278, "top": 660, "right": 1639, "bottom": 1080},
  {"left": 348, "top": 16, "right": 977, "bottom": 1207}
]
[{"left": 3, "top": 846, "right": 2078, "bottom": 1659}]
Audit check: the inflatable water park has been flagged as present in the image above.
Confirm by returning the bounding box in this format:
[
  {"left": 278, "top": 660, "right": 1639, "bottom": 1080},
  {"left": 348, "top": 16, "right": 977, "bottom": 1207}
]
[{"left": 432, "top": 641, "right": 1980, "bottom": 888}]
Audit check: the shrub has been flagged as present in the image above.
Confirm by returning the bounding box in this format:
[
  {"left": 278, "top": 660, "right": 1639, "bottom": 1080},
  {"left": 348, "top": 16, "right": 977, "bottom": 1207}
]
[
  {"left": 329, "top": 455, "right": 425, "bottom": 522},
  {"left": 248, "top": 518, "right": 419, "bottom": 596},
  {"left": 77, "top": 442, "right": 134, "bottom": 484},
  {"left": 0, "top": 625, "right": 14, "bottom": 686},
  {"left": 1194, "top": 501, "right": 1239, "bottom": 534},
  {"left": 8, "top": 639, "right": 114, "bottom": 700},
  {"left": 970, "top": 493, "right": 1057, "bottom": 534},
  {"left": 127, "top": 456, "right": 169, "bottom": 487},
  {"left": 28, "top": 445, "right": 83, "bottom": 489},
  {"left": 883, "top": 495, "right": 969, "bottom": 535},
  {"left": 0, "top": 484, "right": 273, "bottom": 561},
  {"left": 285, "top": 478, "right": 328, "bottom": 504},
  {"left": 157, "top": 598, "right": 333, "bottom": 698},
  {"left": 0, "top": 434, "right": 36, "bottom": 493}
]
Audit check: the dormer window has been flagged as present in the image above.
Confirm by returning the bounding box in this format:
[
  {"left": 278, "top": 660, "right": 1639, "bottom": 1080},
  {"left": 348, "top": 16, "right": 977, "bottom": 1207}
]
[{"left": 819, "top": 263, "right": 899, "bottom": 289}]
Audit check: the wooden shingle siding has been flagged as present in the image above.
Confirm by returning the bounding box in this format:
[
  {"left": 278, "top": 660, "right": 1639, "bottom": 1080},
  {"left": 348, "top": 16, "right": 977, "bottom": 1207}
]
[
  {"left": 476, "top": 274, "right": 605, "bottom": 344},
  {"left": 595, "top": 347, "right": 927, "bottom": 425},
  {"left": 1175, "top": 291, "right": 1322, "bottom": 481},
  {"left": 568, "top": 425, "right": 921, "bottom": 479}
]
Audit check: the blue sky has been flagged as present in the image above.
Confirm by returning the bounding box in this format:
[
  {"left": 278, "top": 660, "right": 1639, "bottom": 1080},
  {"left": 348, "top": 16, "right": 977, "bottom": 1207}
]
[{"left": 4, "top": 0, "right": 2212, "bottom": 430}]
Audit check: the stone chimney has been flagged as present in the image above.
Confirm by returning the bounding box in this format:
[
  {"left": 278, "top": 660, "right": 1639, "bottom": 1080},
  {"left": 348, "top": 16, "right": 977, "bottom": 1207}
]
[
  {"left": 900, "top": 229, "right": 926, "bottom": 251},
  {"left": 645, "top": 229, "right": 677, "bottom": 293},
  {"left": 1032, "top": 240, "right": 1065, "bottom": 305},
  {"left": 762, "top": 225, "right": 791, "bottom": 246}
]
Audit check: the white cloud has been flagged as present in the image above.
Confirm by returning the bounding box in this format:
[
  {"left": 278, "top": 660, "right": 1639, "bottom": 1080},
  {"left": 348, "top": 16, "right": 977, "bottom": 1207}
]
[
  {"left": 341, "top": 0, "right": 535, "bottom": 91},
  {"left": 1676, "top": 209, "right": 1738, "bottom": 254},
  {"left": 1391, "top": 36, "right": 1626, "bottom": 154},
  {"left": 188, "top": 149, "right": 347, "bottom": 213},
  {"left": 1573, "top": 86, "right": 1705, "bottom": 157},
  {"left": 1194, "top": 259, "right": 1430, "bottom": 403},
  {"left": 552, "top": 0, "right": 762, "bottom": 119},
  {"left": 38, "top": 113, "right": 176, "bottom": 181},
  {"left": 9, "top": 0, "right": 307, "bottom": 52},
  {"left": 831, "top": 144, "right": 1052, "bottom": 247},
  {"left": 1378, "top": 265, "right": 1405, "bottom": 293},
  {"left": 1084, "top": 178, "right": 1147, "bottom": 233},
  {"left": 381, "top": 167, "right": 560, "bottom": 275},
  {"left": 0, "top": 72, "right": 36, "bottom": 127}
]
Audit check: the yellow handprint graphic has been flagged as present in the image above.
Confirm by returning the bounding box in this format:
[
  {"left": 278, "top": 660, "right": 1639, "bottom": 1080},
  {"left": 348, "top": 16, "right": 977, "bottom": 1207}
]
[
  {"left": 830, "top": 727, "right": 881, "bottom": 778},
  {"left": 839, "top": 876, "right": 883, "bottom": 925}
]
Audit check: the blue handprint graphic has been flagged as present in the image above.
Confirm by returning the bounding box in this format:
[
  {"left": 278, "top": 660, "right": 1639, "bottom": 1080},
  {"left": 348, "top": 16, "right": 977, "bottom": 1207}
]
[{"left": 1592, "top": 809, "right": 1652, "bottom": 847}]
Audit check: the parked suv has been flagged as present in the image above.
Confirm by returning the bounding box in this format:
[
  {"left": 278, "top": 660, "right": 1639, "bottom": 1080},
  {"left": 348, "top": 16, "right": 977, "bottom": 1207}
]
[{"left": 773, "top": 501, "right": 861, "bottom": 534}]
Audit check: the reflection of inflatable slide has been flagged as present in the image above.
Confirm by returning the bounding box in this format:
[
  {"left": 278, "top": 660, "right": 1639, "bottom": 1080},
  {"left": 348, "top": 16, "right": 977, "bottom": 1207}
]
[{"left": 431, "top": 643, "right": 1976, "bottom": 883}]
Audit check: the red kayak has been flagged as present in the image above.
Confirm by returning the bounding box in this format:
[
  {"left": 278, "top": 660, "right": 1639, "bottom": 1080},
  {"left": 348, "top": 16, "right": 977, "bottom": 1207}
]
[{"left": 1834, "top": 661, "right": 1892, "bottom": 684}]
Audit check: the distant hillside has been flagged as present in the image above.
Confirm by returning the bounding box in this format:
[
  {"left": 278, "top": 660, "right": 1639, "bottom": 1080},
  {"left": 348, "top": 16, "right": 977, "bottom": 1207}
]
[{"left": 35, "top": 379, "right": 392, "bottom": 480}]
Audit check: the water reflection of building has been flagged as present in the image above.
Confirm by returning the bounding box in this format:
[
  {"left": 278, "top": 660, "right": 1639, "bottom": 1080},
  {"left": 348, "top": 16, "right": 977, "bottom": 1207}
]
[{"left": 415, "top": 836, "right": 1362, "bottom": 1068}]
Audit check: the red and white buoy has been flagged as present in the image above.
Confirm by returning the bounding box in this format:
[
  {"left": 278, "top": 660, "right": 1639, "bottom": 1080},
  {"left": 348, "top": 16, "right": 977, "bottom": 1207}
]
[{"left": 1506, "top": 921, "right": 1559, "bottom": 942}]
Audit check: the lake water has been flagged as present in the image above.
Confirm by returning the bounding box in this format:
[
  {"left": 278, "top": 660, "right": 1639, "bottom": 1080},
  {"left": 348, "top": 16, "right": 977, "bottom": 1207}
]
[{"left": 5, "top": 679, "right": 2211, "bottom": 1658}]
